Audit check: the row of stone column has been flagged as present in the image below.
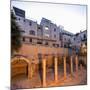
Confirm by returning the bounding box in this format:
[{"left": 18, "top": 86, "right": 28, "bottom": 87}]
[{"left": 42, "top": 55, "right": 79, "bottom": 87}]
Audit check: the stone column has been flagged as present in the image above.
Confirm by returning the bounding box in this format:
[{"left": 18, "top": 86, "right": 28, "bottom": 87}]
[
  {"left": 54, "top": 57, "right": 58, "bottom": 82},
  {"left": 70, "top": 56, "right": 73, "bottom": 77},
  {"left": 80, "top": 63, "right": 83, "bottom": 71},
  {"left": 64, "top": 56, "right": 67, "bottom": 79},
  {"left": 75, "top": 56, "right": 78, "bottom": 77},
  {"left": 28, "top": 63, "right": 33, "bottom": 79},
  {"left": 80, "top": 63, "right": 83, "bottom": 75},
  {"left": 42, "top": 58, "right": 46, "bottom": 87}
]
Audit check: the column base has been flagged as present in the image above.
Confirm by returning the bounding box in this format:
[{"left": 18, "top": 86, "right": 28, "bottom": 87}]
[
  {"left": 43, "top": 84, "right": 47, "bottom": 87},
  {"left": 64, "top": 76, "right": 67, "bottom": 80}
]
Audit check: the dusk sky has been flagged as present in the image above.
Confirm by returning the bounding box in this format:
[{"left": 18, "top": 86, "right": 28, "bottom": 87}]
[{"left": 11, "top": 1, "right": 87, "bottom": 34}]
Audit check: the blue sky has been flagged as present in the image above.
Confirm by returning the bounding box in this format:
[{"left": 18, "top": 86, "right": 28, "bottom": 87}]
[{"left": 11, "top": 1, "right": 87, "bottom": 34}]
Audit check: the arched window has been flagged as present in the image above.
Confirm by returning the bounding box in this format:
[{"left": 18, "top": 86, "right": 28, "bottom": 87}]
[
  {"left": 22, "top": 37, "right": 25, "bottom": 42},
  {"left": 84, "top": 34, "right": 86, "bottom": 39},
  {"left": 29, "top": 21, "right": 32, "bottom": 26},
  {"left": 29, "top": 30, "right": 35, "bottom": 35},
  {"left": 54, "top": 28, "right": 56, "bottom": 32}
]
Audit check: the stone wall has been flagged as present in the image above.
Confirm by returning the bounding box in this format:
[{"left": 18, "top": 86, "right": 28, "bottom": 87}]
[
  {"left": 17, "top": 44, "right": 68, "bottom": 71},
  {"left": 12, "top": 44, "right": 69, "bottom": 78},
  {"left": 18, "top": 44, "right": 68, "bottom": 58}
]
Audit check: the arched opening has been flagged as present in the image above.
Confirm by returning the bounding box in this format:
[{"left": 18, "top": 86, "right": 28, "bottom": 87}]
[{"left": 11, "top": 57, "right": 30, "bottom": 82}]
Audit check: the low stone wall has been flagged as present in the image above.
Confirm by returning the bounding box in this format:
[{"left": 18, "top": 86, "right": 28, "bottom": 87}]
[{"left": 18, "top": 44, "right": 68, "bottom": 58}]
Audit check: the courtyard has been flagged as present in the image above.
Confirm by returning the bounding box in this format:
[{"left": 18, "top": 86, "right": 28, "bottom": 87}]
[{"left": 11, "top": 53, "right": 87, "bottom": 89}]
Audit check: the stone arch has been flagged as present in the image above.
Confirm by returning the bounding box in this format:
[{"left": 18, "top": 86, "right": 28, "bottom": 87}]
[
  {"left": 11, "top": 56, "right": 30, "bottom": 64},
  {"left": 11, "top": 56, "right": 31, "bottom": 79}
]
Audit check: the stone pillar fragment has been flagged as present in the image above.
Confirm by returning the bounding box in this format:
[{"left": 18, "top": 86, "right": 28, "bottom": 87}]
[
  {"left": 42, "top": 58, "right": 46, "bottom": 87},
  {"left": 80, "top": 64, "right": 83, "bottom": 71},
  {"left": 54, "top": 57, "right": 58, "bottom": 82},
  {"left": 75, "top": 56, "right": 78, "bottom": 77},
  {"left": 64, "top": 56, "right": 67, "bottom": 79},
  {"left": 70, "top": 56, "right": 73, "bottom": 77},
  {"left": 28, "top": 63, "right": 33, "bottom": 79}
]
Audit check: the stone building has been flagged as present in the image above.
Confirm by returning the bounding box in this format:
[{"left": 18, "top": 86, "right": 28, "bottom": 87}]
[
  {"left": 61, "top": 30, "right": 73, "bottom": 48},
  {"left": 12, "top": 7, "right": 74, "bottom": 48},
  {"left": 11, "top": 7, "right": 87, "bottom": 87},
  {"left": 71, "top": 30, "right": 87, "bottom": 51},
  {"left": 12, "top": 6, "right": 87, "bottom": 53},
  {"left": 40, "top": 18, "right": 62, "bottom": 47}
]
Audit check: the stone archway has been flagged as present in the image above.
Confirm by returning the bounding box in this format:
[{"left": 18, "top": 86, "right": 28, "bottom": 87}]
[{"left": 11, "top": 56, "right": 31, "bottom": 80}]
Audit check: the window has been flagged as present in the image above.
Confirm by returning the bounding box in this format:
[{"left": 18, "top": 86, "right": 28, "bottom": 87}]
[
  {"left": 84, "top": 34, "right": 86, "bottom": 39},
  {"left": 53, "top": 44, "right": 55, "bottom": 47},
  {"left": 54, "top": 28, "right": 56, "bottom": 32},
  {"left": 38, "top": 27, "right": 41, "bottom": 29},
  {"left": 37, "top": 40, "right": 42, "bottom": 44},
  {"left": 57, "top": 44, "right": 59, "bottom": 47},
  {"left": 37, "top": 41, "right": 42, "bottom": 44},
  {"left": 20, "top": 30, "right": 25, "bottom": 33},
  {"left": 30, "top": 30, "right": 35, "bottom": 35},
  {"left": 54, "top": 34, "right": 56, "bottom": 38},
  {"left": 64, "top": 45, "right": 66, "bottom": 48},
  {"left": 45, "top": 42, "right": 48, "bottom": 45},
  {"left": 59, "top": 33, "right": 62, "bottom": 40},
  {"left": 29, "top": 38, "right": 32, "bottom": 42},
  {"left": 29, "top": 21, "right": 32, "bottom": 26},
  {"left": 16, "top": 18, "right": 20, "bottom": 20},
  {"left": 45, "top": 26, "right": 49, "bottom": 30},
  {"left": 85, "top": 42, "right": 87, "bottom": 46},
  {"left": 19, "top": 18, "right": 20, "bottom": 20},
  {"left": 22, "top": 37, "right": 25, "bottom": 42},
  {"left": 23, "top": 19, "right": 25, "bottom": 22}
]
